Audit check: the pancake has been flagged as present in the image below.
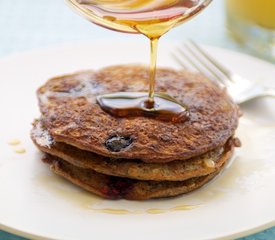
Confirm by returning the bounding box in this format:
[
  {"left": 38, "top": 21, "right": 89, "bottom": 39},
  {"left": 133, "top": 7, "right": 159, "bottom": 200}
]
[
  {"left": 32, "top": 120, "right": 235, "bottom": 181},
  {"left": 37, "top": 65, "right": 239, "bottom": 163},
  {"left": 43, "top": 154, "right": 225, "bottom": 200}
]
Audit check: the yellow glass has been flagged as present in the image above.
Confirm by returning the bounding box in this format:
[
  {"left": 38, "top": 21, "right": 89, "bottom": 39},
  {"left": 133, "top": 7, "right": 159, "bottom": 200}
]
[{"left": 226, "top": 0, "right": 275, "bottom": 61}]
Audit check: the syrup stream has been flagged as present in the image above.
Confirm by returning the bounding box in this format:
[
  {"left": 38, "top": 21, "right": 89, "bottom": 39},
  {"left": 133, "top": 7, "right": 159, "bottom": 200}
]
[{"left": 148, "top": 38, "right": 158, "bottom": 104}]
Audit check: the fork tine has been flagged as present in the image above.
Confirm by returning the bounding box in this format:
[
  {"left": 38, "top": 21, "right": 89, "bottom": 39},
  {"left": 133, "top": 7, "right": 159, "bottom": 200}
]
[
  {"left": 184, "top": 42, "right": 227, "bottom": 86},
  {"left": 175, "top": 46, "right": 223, "bottom": 86},
  {"left": 171, "top": 52, "right": 188, "bottom": 70},
  {"left": 189, "top": 40, "right": 234, "bottom": 82},
  {"left": 176, "top": 47, "right": 209, "bottom": 75}
]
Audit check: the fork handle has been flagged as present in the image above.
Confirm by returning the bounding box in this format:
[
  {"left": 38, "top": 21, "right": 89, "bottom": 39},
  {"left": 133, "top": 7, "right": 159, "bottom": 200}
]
[{"left": 265, "top": 87, "right": 275, "bottom": 99}]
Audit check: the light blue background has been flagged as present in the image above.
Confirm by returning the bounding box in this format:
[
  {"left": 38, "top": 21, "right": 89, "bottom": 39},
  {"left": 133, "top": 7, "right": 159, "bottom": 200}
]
[{"left": 0, "top": 0, "right": 274, "bottom": 239}]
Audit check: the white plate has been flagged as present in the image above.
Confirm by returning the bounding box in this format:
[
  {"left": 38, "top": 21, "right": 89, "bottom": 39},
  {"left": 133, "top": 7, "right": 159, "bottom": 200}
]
[{"left": 0, "top": 40, "right": 275, "bottom": 240}]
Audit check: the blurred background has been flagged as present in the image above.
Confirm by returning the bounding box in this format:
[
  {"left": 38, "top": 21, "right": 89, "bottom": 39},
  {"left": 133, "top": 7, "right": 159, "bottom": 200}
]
[
  {"left": 1, "top": 0, "right": 274, "bottom": 60},
  {"left": 0, "top": 0, "right": 264, "bottom": 58},
  {"left": 0, "top": 0, "right": 274, "bottom": 239}
]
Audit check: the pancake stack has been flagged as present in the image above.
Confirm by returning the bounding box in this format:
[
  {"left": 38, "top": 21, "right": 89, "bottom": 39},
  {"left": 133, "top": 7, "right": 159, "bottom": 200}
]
[{"left": 31, "top": 65, "right": 240, "bottom": 200}]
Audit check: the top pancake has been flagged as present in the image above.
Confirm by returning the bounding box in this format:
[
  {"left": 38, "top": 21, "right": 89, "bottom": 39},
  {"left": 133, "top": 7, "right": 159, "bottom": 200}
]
[{"left": 38, "top": 65, "right": 239, "bottom": 163}]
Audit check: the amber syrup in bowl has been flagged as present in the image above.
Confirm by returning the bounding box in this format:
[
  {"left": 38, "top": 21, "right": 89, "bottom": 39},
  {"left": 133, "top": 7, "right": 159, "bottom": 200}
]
[{"left": 66, "top": 0, "right": 212, "bottom": 123}]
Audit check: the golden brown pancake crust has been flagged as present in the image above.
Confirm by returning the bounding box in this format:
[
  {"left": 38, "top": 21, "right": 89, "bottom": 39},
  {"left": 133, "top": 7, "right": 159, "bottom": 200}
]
[
  {"left": 43, "top": 154, "right": 225, "bottom": 200},
  {"left": 37, "top": 65, "right": 239, "bottom": 163},
  {"left": 32, "top": 120, "right": 234, "bottom": 181}
]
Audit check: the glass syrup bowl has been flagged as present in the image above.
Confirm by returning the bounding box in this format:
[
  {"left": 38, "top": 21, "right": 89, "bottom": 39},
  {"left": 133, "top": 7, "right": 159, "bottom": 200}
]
[{"left": 66, "top": 0, "right": 213, "bottom": 37}]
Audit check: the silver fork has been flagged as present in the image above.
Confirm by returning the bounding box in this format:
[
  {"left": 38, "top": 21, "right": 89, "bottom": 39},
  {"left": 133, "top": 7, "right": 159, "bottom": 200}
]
[{"left": 172, "top": 41, "right": 275, "bottom": 104}]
